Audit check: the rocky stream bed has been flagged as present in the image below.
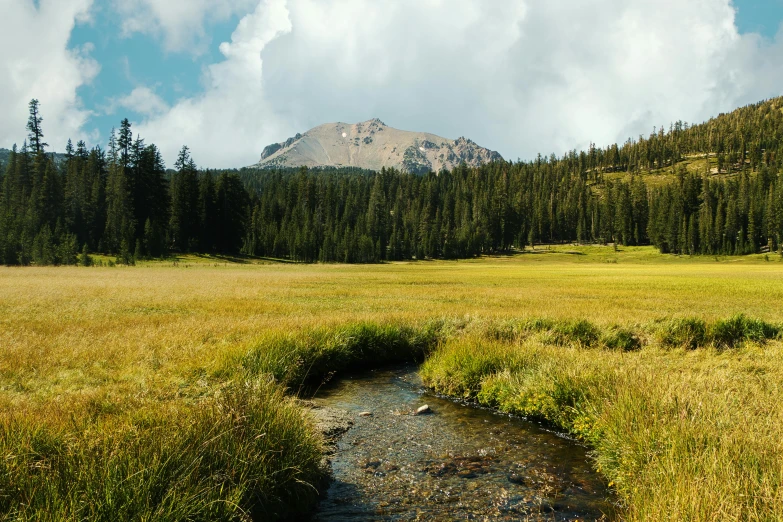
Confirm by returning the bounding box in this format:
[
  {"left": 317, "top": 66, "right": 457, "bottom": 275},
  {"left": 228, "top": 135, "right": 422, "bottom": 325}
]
[{"left": 308, "top": 367, "right": 616, "bottom": 521}]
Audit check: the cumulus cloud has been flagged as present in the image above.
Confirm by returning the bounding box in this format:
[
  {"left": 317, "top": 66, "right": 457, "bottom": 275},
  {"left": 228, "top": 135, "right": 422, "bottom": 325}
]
[
  {"left": 114, "top": 0, "right": 259, "bottom": 54},
  {"left": 133, "top": 0, "right": 293, "bottom": 167},
  {"left": 127, "top": 0, "right": 783, "bottom": 168},
  {"left": 106, "top": 86, "right": 170, "bottom": 117},
  {"left": 0, "top": 0, "right": 99, "bottom": 151}
]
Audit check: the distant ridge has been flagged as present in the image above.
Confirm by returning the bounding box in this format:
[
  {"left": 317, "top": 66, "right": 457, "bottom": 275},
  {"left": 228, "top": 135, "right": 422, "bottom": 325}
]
[
  {"left": 255, "top": 118, "right": 502, "bottom": 174},
  {"left": 0, "top": 148, "right": 68, "bottom": 171}
]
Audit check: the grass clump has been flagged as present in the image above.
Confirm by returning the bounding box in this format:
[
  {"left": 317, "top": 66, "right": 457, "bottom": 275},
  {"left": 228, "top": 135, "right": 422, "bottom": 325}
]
[
  {"left": 600, "top": 326, "right": 643, "bottom": 351},
  {"left": 232, "top": 321, "right": 442, "bottom": 386},
  {"left": 0, "top": 379, "right": 323, "bottom": 522},
  {"left": 485, "top": 319, "right": 637, "bottom": 351},
  {"left": 709, "top": 314, "right": 779, "bottom": 348},
  {"left": 419, "top": 337, "right": 522, "bottom": 399},
  {"left": 536, "top": 319, "right": 602, "bottom": 347},
  {"left": 655, "top": 317, "right": 708, "bottom": 349},
  {"left": 654, "top": 316, "right": 779, "bottom": 349}
]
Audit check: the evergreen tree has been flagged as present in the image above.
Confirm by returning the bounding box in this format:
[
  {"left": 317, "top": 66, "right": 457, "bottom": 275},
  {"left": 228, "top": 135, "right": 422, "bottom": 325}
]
[
  {"left": 198, "top": 171, "right": 218, "bottom": 252},
  {"left": 26, "top": 99, "right": 48, "bottom": 155},
  {"left": 80, "top": 243, "right": 92, "bottom": 267},
  {"left": 215, "top": 172, "right": 249, "bottom": 254},
  {"left": 169, "top": 147, "right": 200, "bottom": 252},
  {"left": 104, "top": 129, "right": 134, "bottom": 253}
]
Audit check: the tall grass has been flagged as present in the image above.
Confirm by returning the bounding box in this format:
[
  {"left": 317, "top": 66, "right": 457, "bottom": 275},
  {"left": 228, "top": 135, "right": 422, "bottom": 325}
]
[
  {"left": 227, "top": 321, "right": 442, "bottom": 386},
  {"left": 420, "top": 320, "right": 783, "bottom": 521},
  {"left": 0, "top": 321, "right": 443, "bottom": 521},
  {"left": 0, "top": 378, "right": 323, "bottom": 521},
  {"left": 7, "top": 310, "right": 777, "bottom": 519}
]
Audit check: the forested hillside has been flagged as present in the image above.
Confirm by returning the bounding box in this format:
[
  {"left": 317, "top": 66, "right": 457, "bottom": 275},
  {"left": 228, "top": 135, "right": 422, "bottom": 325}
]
[{"left": 2, "top": 98, "right": 783, "bottom": 265}]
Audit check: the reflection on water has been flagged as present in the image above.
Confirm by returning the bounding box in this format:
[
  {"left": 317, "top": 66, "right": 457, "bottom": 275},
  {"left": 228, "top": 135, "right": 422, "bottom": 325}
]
[{"left": 313, "top": 367, "right": 615, "bottom": 521}]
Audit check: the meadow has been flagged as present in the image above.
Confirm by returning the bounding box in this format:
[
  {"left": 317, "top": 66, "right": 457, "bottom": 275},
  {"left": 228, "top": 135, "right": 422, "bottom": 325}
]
[{"left": 1, "top": 245, "right": 783, "bottom": 520}]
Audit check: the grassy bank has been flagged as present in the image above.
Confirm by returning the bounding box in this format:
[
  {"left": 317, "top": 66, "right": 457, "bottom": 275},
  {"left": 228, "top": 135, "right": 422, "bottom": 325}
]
[
  {"left": 2, "top": 246, "right": 783, "bottom": 519},
  {"left": 1, "top": 380, "right": 323, "bottom": 521},
  {"left": 0, "top": 321, "right": 441, "bottom": 521},
  {"left": 421, "top": 318, "right": 783, "bottom": 521}
]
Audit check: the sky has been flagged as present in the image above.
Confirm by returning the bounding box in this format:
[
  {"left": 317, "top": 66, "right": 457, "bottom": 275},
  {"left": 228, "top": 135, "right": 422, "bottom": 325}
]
[{"left": 1, "top": 0, "right": 783, "bottom": 168}]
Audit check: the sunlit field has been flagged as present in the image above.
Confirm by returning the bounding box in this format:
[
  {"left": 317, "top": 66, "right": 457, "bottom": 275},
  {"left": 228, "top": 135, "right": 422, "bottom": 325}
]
[
  {"left": 2, "top": 245, "right": 783, "bottom": 520},
  {"left": 4, "top": 246, "right": 783, "bottom": 407}
]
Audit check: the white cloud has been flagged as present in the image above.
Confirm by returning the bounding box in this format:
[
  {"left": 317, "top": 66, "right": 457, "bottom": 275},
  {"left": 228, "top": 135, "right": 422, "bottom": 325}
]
[
  {"left": 114, "top": 0, "right": 259, "bottom": 54},
  {"left": 0, "top": 0, "right": 99, "bottom": 151},
  {"left": 106, "top": 86, "right": 169, "bottom": 117},
  {"left": 133, "top": 0, "right": 292, "bottom": 167},
  {"left": 128, "top": 0, "right": 783, "bottom": 168}
]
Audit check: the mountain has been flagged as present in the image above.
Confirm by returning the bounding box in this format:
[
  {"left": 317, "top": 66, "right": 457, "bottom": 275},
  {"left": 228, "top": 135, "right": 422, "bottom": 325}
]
[
  {"left": 255, "top": 118, "right": 503, "bottom": 174},
  {"left": 0, "top": 148, "right": 68, "bottom": 172}
]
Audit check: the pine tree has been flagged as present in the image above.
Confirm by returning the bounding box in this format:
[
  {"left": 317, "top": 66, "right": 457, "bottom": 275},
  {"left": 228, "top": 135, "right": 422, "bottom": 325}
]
[
  {"left": 170, "top": 147, "right": 199, "bottom": 252},
  {"left": 26, "top": 100, "right": 48, "bottom": 155},
  {"left": 134, "top": 239, "right": 143, "bottom": 262},
  {"left": 80, "top": 243, "right": 92, "bottom": 267},
  {"left": 198, "top": 170, "right": 218, "bottom": 253},
  {"left": 215, "top": 172, "right": 249, "bottom": 254},
  {"left": 59, "top": 233, "right": 79, "bottom": 265},
  {"left": 104, "top": 129, "right": 134, "bottom": 253},
  {"left": 118, "top": 239, "right": 133, "bottom": 266},
  {"left": 118, "top": 119, "right": 132, "bottom": 170}
]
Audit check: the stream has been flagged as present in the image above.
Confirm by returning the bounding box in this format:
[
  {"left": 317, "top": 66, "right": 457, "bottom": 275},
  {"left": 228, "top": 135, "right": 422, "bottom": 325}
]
[{"left": 312, "top": 366, "right": 615, "bottom": 521}]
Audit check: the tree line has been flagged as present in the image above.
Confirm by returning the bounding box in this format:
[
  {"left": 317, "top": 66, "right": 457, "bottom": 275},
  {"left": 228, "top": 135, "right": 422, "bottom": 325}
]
[
  {"left": 2, "top": 98, "right": 783, "bottom": 265},
  {"left": 0, "top": 100, "right": 249, "bottom": 265},
  {"left": 238, "top": 158, "right": 783, "bottom": 261},
  {"left": 648, "top": 165, "right": 783, "bottom": 255}
]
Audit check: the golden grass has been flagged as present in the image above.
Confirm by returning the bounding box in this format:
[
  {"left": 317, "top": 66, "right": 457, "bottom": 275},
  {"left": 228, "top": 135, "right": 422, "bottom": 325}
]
[
  {"left": 2, "top": 245, "right": 783, "bottom": 519},
  {"left": 602, "top": 155, "right": 744, "bottom": 187},
  {"left": 3, "top": 245, "right": 783, "bottom": 423}
]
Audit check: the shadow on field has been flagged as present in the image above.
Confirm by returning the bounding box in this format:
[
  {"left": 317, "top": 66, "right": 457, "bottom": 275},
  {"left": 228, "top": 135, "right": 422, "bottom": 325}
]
[{"left": 190, "top": 253, "right": 302, "bottom": 264}]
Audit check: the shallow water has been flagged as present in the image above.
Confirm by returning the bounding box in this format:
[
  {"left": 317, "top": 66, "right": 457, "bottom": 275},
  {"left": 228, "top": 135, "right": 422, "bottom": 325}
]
[{"left": 313, "top": 367, "right": 615, "bottom": 521}]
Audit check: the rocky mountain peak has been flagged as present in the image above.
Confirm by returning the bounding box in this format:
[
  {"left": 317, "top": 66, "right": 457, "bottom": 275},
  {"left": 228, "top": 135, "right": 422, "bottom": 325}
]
[{"left": 256, "top": 121, "right": 501, "bottom": 174}]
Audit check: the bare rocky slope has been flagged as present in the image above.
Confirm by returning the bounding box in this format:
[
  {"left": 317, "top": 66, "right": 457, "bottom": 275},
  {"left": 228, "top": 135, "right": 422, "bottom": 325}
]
[
  {"left": 0, "top": 148, "right": 67, "bottom": 171},
  {"left": 255, "top": 119, "right": 502, "bottom": 174}
]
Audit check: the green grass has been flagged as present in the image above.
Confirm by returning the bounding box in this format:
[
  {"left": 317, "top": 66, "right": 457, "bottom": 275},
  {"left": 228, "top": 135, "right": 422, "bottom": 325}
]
[
  {"left": 602, "top": 154, "right": 744, "bottom": 188},
  {"left": 0, "top": 379, "right": 324, "bottom": 521},
  {"left": 223, "top": 321, "right": 442, "bottom": 386}
]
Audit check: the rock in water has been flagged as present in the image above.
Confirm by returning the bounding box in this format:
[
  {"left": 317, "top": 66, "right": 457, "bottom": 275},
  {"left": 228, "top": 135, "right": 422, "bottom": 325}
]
[
  {"left": 508, "top": 473, "right": 526, "bottom": 485},
  {"left": 359, "top": 411, "right": 372, "bottom": 417},
  {"left": 415, "top": 405, "right": 432, "bottom": 415}
]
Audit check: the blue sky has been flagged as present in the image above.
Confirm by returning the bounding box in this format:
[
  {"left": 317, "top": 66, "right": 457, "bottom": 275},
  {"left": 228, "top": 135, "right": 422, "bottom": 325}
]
[
  {"left": 3, "top": 0, "right": 783, "bottom": 167},
  {"left": 69, "top": 10, "right": 241, "bottom": 146},
  {"left": 735, "top": 0, "right": 783, "bottom": 36}
]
